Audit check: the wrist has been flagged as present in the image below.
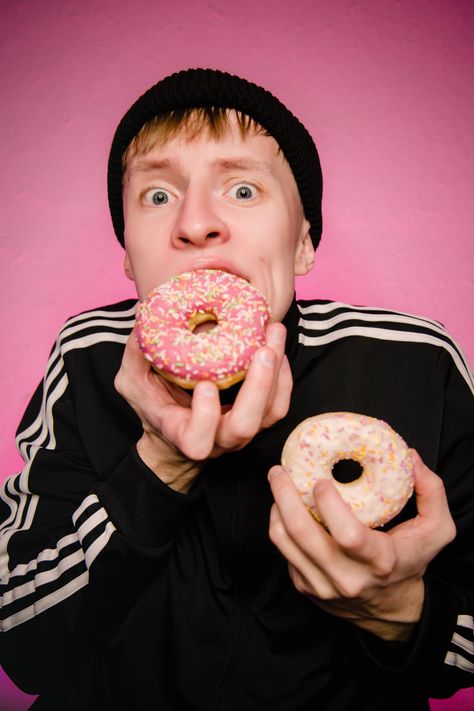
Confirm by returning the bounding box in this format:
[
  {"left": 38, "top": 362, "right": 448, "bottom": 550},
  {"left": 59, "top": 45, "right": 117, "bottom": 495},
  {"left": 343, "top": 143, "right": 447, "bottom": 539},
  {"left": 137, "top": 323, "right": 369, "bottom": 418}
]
[
  {"left": 137, "top": 431, "right": 203, "bottom": 493},
  {"left": 351, "top": 577, "right": 425, "bottom": 641},
  {"left": 317, "top": 577, "right": 425, "bottom": 642},
  {"left": 350, "top": 616, "right": 417, "bottom": 642}
]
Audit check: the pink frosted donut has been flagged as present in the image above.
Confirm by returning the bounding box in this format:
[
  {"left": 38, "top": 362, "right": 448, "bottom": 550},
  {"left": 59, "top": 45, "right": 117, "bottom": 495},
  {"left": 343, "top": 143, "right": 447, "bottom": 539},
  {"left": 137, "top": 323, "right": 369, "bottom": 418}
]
[
  {"left": 281, "top": 412, "right": 414, "bottom": 528},
  {"left": 135, "top": 269, "right": 271, "bottom": 389}
]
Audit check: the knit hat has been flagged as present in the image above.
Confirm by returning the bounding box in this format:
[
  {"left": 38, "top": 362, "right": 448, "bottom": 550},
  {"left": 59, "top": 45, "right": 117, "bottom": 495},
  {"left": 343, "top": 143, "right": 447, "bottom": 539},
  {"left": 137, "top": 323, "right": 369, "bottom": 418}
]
[{"left": 107, "top": 68, "right": 323, "bottom": 249}]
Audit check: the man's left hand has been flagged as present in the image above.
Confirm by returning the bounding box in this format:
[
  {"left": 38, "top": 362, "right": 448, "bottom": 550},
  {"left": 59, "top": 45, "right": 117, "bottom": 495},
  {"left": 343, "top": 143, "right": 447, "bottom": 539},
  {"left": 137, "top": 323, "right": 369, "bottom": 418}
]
[{"left": 268, "top": 451, "right": 456, "bottom": 641}]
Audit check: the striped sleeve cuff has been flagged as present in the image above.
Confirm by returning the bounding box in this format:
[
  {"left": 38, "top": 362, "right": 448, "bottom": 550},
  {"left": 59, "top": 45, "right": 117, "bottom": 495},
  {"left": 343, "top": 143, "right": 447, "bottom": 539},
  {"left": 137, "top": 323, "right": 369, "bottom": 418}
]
[
  {"left": 444, "top": 614, "right": 474, "bottom": 673},
  {"left": 357, "top": 575, "right": 462, "bottom": 685}
]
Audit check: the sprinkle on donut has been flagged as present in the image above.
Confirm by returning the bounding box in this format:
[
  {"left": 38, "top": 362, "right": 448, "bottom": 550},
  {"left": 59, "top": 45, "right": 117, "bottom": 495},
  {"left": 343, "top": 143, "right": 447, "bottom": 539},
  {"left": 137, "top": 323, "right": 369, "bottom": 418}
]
[
  {"left": 135, "top": 269, "right": 271, "bottom": 389},
  {"left": 281, "top": 412, "right": 414, "bottom": 528}
]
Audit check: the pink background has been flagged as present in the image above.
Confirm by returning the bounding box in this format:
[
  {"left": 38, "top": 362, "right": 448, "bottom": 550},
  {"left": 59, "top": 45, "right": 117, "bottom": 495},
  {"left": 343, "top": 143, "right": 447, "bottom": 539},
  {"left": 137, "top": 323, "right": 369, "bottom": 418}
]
[{"left": 1, "top": 1, "right": 473, "bottom": 708}]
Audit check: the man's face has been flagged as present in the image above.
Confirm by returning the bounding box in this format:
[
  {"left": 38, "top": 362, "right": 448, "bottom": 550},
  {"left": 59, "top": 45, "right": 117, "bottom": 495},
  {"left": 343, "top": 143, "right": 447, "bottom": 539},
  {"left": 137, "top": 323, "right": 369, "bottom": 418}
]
[{"left": 122, "top": 116, "right": 314, "bottom": 321}]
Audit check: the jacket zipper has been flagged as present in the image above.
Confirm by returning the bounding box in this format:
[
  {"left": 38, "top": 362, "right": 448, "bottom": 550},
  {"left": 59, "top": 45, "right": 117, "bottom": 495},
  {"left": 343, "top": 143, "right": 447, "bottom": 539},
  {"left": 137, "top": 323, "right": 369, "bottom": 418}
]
[{"left": 213, "top": 475, "right": 244, "bottom": 711}]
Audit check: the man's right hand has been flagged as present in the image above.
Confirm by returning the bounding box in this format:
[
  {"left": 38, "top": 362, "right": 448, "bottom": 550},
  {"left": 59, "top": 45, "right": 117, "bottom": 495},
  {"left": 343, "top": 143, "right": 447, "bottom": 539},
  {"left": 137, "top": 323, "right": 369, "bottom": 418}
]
[{"left": 114, "top": 322, "right": 292, "bottom": 493}]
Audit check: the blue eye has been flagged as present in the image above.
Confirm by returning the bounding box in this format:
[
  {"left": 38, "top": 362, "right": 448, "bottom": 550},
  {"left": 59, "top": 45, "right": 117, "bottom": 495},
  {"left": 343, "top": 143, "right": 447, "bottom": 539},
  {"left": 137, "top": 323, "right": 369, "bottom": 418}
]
[
  {"left": 143, "top": 188, "right": 171, "bottom": 205},
  {"left": 230, "top": 183, "right": 256, "bottom": 200}
]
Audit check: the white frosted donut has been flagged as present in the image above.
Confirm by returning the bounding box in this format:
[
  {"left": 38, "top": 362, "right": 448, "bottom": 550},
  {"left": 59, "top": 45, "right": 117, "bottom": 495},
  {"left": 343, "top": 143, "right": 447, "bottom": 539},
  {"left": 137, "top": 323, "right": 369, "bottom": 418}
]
[
  {"left": 281, "top": 412, "right": 414, "bottom": 528},
  {"left": 135, "top": 269, "right": 271, "bottom": 390}
]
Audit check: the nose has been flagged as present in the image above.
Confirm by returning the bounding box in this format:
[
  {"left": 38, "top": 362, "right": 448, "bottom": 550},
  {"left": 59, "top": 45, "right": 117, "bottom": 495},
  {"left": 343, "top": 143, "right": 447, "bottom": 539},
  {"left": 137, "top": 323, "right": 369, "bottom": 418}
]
[{"left": 170, "top": 186, "right": 230, "bottom": 249}]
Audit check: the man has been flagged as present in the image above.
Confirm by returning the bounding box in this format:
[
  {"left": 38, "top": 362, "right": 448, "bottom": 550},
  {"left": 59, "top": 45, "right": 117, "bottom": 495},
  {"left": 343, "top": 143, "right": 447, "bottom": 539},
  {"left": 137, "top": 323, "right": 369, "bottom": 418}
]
[{"left": 1, "top": 68, "right": 473, "bottom": 710}]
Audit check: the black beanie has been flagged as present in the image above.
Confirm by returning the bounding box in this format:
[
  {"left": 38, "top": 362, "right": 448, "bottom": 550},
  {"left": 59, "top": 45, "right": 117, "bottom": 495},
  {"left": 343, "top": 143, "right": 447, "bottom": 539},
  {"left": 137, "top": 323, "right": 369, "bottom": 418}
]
[{"left": 107, "top": 68, "right": 323, "bottom": 249}]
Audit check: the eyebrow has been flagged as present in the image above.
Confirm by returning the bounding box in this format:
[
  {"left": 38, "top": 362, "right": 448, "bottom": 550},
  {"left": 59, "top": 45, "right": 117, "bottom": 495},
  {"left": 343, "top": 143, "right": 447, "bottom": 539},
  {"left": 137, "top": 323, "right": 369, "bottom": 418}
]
[
  {"left": 212, "top": 157, "right": 274, "bottom": 175},
  {"left": 128, "top": 158, "right": 174, "bottom": 176},
  {"left": 128, "top": 156, "right": 275, "bottom": 177}
]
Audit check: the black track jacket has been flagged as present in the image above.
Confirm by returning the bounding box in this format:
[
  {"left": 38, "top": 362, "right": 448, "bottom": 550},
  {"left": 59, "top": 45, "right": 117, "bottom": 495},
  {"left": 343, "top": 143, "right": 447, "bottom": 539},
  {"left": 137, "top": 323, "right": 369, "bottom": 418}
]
[{"left": 1, "top": 297, "right": 473, "bottom": 710}]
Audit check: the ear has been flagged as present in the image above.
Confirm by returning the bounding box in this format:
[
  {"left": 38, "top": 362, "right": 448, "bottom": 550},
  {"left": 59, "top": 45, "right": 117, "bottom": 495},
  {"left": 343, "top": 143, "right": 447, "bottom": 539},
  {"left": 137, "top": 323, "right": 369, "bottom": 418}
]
[
  {"left": 123, "top": 252, "right": 135, "bottom": 281},
  {"left": 294, "top": 219, "right": 315, "bottom": 276}
]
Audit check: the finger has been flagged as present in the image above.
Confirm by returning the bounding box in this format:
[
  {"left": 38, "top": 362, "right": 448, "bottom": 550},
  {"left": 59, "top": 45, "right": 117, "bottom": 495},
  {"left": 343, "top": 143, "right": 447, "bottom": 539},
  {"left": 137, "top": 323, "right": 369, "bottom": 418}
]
[
  {"left": 268, "top": 503, "right": 336, "bottom": 600},
  {"left": 115, "top": 329, "right": 150, "bottom": 393},
  {"left": 216, "top": 346, "right": 277, "bottom": 449},
  {"left": 265, "top": 322, "right": 287, "bottom": 359},
  {"left": 268, "top": 466, "right": 335, "bottom": 560},
  {"left": 311, "top": 479, "right": 385, "bottom": 556},
  {"left": 115, "top": 331, "right": 170, "bottom": 420},
  {"left": 315, "top": 479, "right": 399, "bottom": 577},
  {"left": 164, "top": 380, "right": 221, "bottom": 461},
  {"left": 269, "top": 467, "right": 396, "bottom": 597},
  {"left": 411, "top": 451, "right": 455, "bottom": 535},
  {"left": 261, "top": 324, "right": 291, "bottom": 420},
  {"left": 263, "top": 322, "right": 286, "bottom": 392},
  {"left": 216, "top": 325, "right": 289, "bottom": 446},
  {"left": 389, "top": 451, "right": 456, "bottom": 574},
  {"left": 269, "top": 500, "right": 369, "bottom": 603},
  {"left": 270, "top": 466, "right": 394, "bottom": 578},
  {"left": 262, "top": 354, "right": 293, "bottom": 426}
]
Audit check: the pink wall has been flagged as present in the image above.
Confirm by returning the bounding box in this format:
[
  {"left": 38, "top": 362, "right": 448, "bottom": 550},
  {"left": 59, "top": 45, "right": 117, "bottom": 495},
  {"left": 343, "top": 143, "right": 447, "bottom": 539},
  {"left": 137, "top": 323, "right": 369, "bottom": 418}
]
[{"left": 1, "top": 1, "right": 473, "bottom": 708}]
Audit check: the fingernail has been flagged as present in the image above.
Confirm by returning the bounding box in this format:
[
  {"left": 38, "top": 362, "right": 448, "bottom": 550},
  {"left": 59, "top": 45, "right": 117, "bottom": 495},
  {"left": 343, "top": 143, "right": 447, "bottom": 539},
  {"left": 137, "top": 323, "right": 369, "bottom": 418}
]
[
  {"left": 409, "top": 448, "right": 419, "bottom": 466},
  {"left": 199, "top": 381, "right": 216, "bottom": 397},
  {"left": 268, "top": 466, "right": 282, "bottom": 481},
  {"left": 313, "top": 479, "right": 330, "bottom": 495},
  {"left": 258, "top": 349, "right": 274, "bottom": 367},
  {"left": 267, "top": 324, "right": 285, "bottom": 347}
]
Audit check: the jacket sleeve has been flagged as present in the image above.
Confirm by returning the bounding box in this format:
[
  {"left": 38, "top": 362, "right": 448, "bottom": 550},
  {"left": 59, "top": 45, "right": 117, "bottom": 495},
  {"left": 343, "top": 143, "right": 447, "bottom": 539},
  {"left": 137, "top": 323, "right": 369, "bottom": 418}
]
[
  {"left": 0, "top": 316, "right": 200, "bottom": 696},
  {"left": 359, "top": 346, "right": 474, "bottom": 699}
]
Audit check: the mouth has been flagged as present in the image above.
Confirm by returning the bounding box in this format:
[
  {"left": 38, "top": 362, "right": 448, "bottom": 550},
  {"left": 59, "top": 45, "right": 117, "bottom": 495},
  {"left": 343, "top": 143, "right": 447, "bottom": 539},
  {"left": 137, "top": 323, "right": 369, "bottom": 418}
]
[{"left": 185, "top": 258, "right": 249, "bottom": 282}]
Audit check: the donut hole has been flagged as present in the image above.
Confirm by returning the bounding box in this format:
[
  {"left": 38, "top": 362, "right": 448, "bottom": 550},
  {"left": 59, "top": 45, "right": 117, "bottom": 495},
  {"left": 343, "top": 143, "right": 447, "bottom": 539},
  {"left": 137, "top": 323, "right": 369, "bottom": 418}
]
[
  {"left": 332, "top": 458, "right": 363, "bottom": 484},
  {"left": 188, "top": 310, "right": 218, "bottom": 335}
]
